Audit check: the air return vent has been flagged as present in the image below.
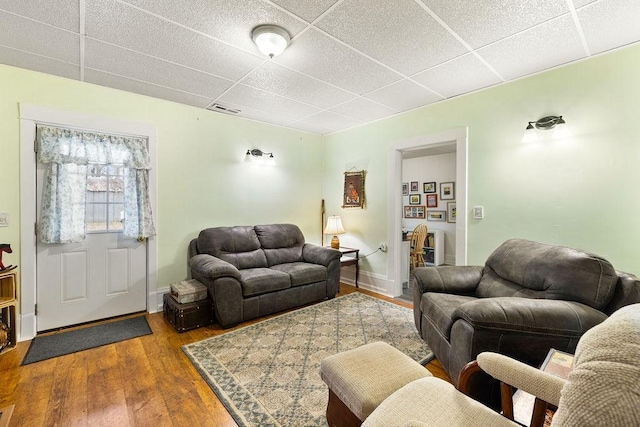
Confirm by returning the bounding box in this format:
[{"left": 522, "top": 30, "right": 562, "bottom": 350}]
[{"left": 206, "top": 103, "right": 241, "bottom": 115}]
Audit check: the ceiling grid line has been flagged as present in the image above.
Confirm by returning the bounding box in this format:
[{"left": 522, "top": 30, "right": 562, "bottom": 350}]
[{"left": 566, "top": 0, "right": 592, "bottom": 56}]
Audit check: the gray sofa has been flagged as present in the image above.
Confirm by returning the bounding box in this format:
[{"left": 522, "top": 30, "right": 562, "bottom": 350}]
[
  {"left": 412, "top": 238, "right": 640, "bottom": 406},
  {"left": 189, "top": 224, "right": 342, "bottom": 328}
]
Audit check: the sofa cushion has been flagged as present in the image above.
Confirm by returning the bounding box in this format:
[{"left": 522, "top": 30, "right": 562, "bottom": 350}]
[
  {"left": 272, "top": 262, "right": 327, "bottom": 287},
  {"left": 255, "top": 224, "right": 304, "bottom": 266},
  {"left": 420, "top": 293, "right": 477, "bottom": 340},
  {"left": 239, "top": 268, "right": 291, "bottom": 297},
  {"left": 476, "top": 239, "right": 617, "bottom": 310},
  {"left": 197, "top": 226, "right": 267, "bottom": 269}
]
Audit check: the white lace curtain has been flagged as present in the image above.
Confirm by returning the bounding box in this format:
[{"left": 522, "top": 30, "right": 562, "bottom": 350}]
[{"left": 37, "top": 125, "right": 156, "bottom": 243}]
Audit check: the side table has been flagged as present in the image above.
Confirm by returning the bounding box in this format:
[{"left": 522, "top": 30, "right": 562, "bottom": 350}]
[{"left": 328, "top": 246, "right": 360, "bottom": 288}]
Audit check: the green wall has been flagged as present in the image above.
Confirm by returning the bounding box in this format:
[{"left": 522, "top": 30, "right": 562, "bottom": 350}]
[
  {"left": 0, "top": 64, "right": 323, "bottom": 290},
  {"left": 324, "top": 44, "right": 640, "bottom": 277}
]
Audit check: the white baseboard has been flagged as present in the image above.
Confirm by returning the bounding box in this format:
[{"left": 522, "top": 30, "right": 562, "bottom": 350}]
[
  {"left": 153, "top": 286, "right": 169, "bottom": 312},
  {"left": 340, "top": 266, "right": 396, "bottom": 298}
]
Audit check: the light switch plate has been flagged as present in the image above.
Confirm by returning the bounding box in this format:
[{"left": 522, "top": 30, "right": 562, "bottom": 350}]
[
  {"left": 0, "top": 212, "right": 8, "bottom": 227},
  {"left": 472, "top": 206, "right": 484, "bottom": 219}
]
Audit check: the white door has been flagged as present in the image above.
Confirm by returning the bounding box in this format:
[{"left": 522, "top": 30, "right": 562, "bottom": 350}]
[{"left": 36, "top": 163, "right": 147, "bottom": 331}]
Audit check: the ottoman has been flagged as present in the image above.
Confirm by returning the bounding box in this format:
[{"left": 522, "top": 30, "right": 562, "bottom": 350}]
[{"left": 319, "top": 341, "right": 432, "bottom": 427}]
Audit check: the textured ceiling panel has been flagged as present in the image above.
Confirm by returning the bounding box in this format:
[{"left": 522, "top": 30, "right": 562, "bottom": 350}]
[
  {"left": 478, "top": 15, "right": 586, "bottom": 80},
  {"left": 126, "top": 0, "right": 307, "bottom": 54},
  {"left": 329, "top": 97, "right": 398, "bottom": 122},
  {"left": 0, "top": 46, "right": 79, "bottom": 80},
  {"left": 85, "top": 69, "right": 214, "bottom": 108},
  {"left": 85, "top": 0, "right": 262, "bottom": 80},
  {"left": 0, "top": 10, "right": 79, "bottom": 64},
  {"left": 421, "top": 0, "right": 569, "bottom": 49},
  {"left": 271, "top": 0, "right": 338, "bottom": 23},
  {"left": 288, "top": 120, "right": 333, "bottom": 135},
  {"left": 573, "top": 0, "right": 599, "bottom": 8},
  {"left": 317, "top": 0, "right": 467, "bottom": 75},
  {"left": 293, "top": 110, "right": 364, "bottom": 134},
  {"left": 0, "top": 0, "right": 80, "bottom": 32},
  {"left": 219, "top": 84, "right": 321, "bottom": 121},
  {"left": 412, "top": 53, "right": 502, "bottom": 98},
  {"left": 274, "top": 28, "right": 401, "bottom": 95},
  {"left": 85, "top": 39, "right": 233, "bottom": 99},
  {"left": 578, "top": 0, "right": 640, "bottom": 55},
  {"left": 365, "top": 79, "right": 442, "bottom": 112},
  {"left": 242, "top": 61, "right": 356, "bottom": 109}
]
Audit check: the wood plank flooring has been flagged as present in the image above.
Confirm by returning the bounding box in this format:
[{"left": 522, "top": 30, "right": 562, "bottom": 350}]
[{"left": 0, "top": 286, "right": 450, "bottom": 426}]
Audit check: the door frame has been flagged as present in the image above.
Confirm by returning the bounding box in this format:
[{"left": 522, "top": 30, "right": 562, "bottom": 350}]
[
  {"left": 386, "top": 127, "right": 468, "bottom": 297},
  {"left": 19, "top": 103, "right": 158, "bottom": 341}
]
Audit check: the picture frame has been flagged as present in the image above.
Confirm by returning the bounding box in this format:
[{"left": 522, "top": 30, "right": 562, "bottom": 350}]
[
  {"left": 426, "top": 193, "right": 438, "bottom": 208},
  {"left": 440, "top": 181, "right": 455, "bottom": 200},
  {"left": 343, "top": 170, "right": 366, "bottom": 208},
  {"left": 427, "top": 210, "right": 446, "bottom": 221},
  {"left": 423, "top": 182, "right": 436, "bottom": 193},
  {"left": 410, "top": 181, "right": 419, "bottom": 192},
  {"left": 447, "top": 202, "right": 456, "bottom": 223},
  {"left": 409, "top": 194, "right": 421, "bottom": 205},
  {"left": 404, "top": 205, "right": 425, "bottom": 218},
  {"left": 402, "top": 182, "right": 409, "bottom": 196}
]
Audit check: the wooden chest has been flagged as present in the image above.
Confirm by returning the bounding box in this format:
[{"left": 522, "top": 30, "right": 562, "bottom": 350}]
[{"left": 163, "top": 294, "right": 215, "bottom": 332}]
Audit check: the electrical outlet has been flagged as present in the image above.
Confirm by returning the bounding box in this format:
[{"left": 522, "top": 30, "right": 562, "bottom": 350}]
[
  {"left": 473, "top": 206, "right": 484, "bottom": 220},
  {"left": 0, "top": 212, "right": 8, "bottom": 227},
  {"left": 378, "top": 242, "right": 388, "bottom": 252}
]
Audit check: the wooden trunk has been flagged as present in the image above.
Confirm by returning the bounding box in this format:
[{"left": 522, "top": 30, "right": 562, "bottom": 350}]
[{"left": 163, "top": 294, "right": 214, "bottom": 332}]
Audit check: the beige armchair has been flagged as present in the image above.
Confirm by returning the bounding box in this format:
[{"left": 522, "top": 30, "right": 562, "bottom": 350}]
[{"left": 363, "top": 303, "right": 640, "bottom": 427}]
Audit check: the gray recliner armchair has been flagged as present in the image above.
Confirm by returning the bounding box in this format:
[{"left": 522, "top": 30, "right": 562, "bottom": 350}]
[{"left": 412, "top": 238, "right": 640, "bottom": 406}]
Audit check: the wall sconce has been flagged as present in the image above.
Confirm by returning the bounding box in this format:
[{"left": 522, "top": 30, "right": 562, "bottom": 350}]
[
  {"left": 323, "top": 216, "right": 345, "bottom": 249},
  {"left": 523, "top": 115, "right": 568, "bottom": 142},
  {"left": 252, "top": 25, "right": 290, "bottom": 58},
  {"left": 245, "top": 149, "right": 275, "bottom": 165}
]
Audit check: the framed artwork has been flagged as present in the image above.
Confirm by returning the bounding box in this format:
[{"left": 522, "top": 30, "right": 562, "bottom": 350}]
[
  {"left": 404, "top": 206, "right": 425, "bottom": 218},
  {"left": 402, "top": 182, "right": 409, "bottom": 196},
  {"left": 426, "top": 194, "right": 438, "bottom": 208},
  {"left": 440, "top": 182, "right": 455, "bottom": 200},
  {"left": 410, "top": 181, "right": 419, "bottom": 192},
  {"left": 423, "top": 182, "right": 436, "bottom": 193},
  {"left": 427, "top": 210, "right": 446, "bottom": 221},
  {"left": 447, "top": 202, "right": 456, "bottom": 223},
  {"left": 409, "top": 194, "right": 421, "bottom": 205},
  {"left": 343, "top": 170, "right": 365, "bottom": 208}
]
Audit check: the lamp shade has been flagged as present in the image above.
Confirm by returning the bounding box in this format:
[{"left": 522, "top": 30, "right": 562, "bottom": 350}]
[{"left": 324, "top": 216, "right": 345, "bottom": 235}]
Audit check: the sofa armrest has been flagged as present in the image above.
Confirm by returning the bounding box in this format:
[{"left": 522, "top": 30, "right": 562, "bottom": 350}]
[
  {"left": 302, "top": 244, "right": 342, "bottom": 266},
  {"left": 189, "top": 254, "right": 242, "bottom": 281},
  {"left": 412, "top": 266, "right": 483, "bottom": 296},
  {"left": 453, "top": 298, "right": 608, "bottom": 337}
]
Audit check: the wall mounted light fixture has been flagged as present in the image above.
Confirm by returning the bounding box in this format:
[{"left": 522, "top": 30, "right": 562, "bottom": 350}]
[
  {"left": 523, "top": 115, "right": 567, "bottom": 143},
  {"left": 245, "top": 149, "right": 275, "bottom": 165},
  {"left": 252, "top": 25, "right": 290, "bottom": 58}
]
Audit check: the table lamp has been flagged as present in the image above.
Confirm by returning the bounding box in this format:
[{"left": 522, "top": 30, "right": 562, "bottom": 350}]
[{"left": 324, "top": 216, "right": 345, "bottom": 249}]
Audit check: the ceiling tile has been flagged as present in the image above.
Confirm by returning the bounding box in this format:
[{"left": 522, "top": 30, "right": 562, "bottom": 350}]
[
  {"left": 85, "top": 0, "right": 263, "bottom": 81},
  {"left": 219, "top": 84, "right": 321, "bottom": 121},
  {"left": 0, "top": 10, "right": 79, "bottom": 64},
  {"left": 84, "top": 69, "right": 214, "bottom": 108},
  {"left": 477, "top": 15, "right": 586, "bottom": 81},
  {"left": 0, "top": 46, "right": 79, "bottom": 80},
  {"left": 288, "top": 120, "right": 333, "bottom": 135},
  {"left": 573, "top": 0, "right": 598, "bottom": 7},
  {"left": 84, "top": 39, "right": 233, "bottom": 99},
  {"left": 329, "top": 97, "right": 398, "bottom": 122},
  {"left": 316, "top": 0, "right": 467, "bottom": 76},
  {"left": 206, "top": 99, "right": 294, "bottom": 127},
  {"left": 365, "top": 79, "right": 442, "bottom": 112},
  {"left": 411, "top": 53, "right": 502, "bottom": 98},
  {"left": 0, "top": 0, "right": 79, "bottom": 32},
  {"left": 420, "top": 0, "right": 568, "bottom": 49},
  {"left": 125, "top": 0, "right": 307, "bottom": 54},
  {"left": 578, "top": 0, "right": 640, "bottom": 55},
  {"left": 274, "top": 28, "right": 401, "bottom": 95},
  {"left": 270, "top": 0, "right": 339, "bottom": 22},
  {"left": 242, "top": 62, "right": 356, "bottom": 109},
  {"left": 294, "top": 110, "right": 363, "bottom": 133}
]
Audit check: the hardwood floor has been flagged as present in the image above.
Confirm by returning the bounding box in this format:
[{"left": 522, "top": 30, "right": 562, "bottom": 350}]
[{"left": 0, "top": 286, "right": 450, "bottom": 426}]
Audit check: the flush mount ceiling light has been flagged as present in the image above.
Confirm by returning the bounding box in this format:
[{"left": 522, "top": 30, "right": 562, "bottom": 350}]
[
  {"left": 245, "top": 148, "right": 275, "bottom": 165},
  {"left": 523, "top": 115, "right": 567, "bottom": 143},
  {"left": 252, "top": 25, "right": 290, "bottom": 58}
]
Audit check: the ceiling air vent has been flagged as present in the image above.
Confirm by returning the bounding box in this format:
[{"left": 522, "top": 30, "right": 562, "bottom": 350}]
[{"left": 206, "top": 103, "right": 241, "bottom": 115}]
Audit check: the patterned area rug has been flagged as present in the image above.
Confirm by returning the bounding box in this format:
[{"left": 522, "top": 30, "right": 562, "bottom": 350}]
[{"left": 183, "top": 292, "right": 432, "bottom": 427}]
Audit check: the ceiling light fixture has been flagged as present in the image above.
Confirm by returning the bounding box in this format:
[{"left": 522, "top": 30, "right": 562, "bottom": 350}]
[
  {"left": 245, "top": 148, "right": 275, "bottom": 165},
  {"left": 251, "top": 25, "right": 290, "bottom": 58},
  {"left": 523, "top": 115, "right": 567, "bottom": 143}
]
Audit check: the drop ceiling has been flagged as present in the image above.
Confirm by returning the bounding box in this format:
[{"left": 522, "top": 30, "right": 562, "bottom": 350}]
[{"left": 1, "top": 0, "right": 639, "bottom": 135}]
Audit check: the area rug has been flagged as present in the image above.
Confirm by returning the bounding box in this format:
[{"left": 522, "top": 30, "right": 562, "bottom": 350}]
[
  {"left": 183, "top": 292, "right": 432, "bottom": 427},
  {"left": 22, "top": 315, "right": 152, "bottom": 365}
]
